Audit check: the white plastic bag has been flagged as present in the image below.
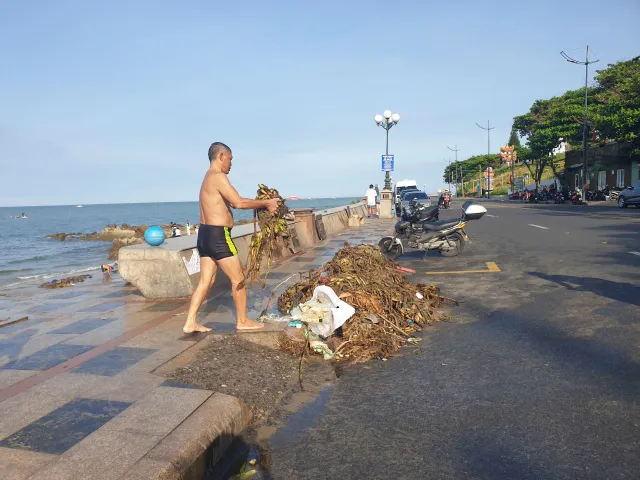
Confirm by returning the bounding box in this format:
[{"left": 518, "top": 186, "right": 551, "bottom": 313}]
[{"left": 291, "top": 285, "right": 355, "bottom": 337}]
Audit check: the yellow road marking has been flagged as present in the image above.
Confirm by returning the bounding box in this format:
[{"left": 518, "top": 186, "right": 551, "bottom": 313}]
[{"left": 426, "top": 261, "right": 501, "bottom": 275}]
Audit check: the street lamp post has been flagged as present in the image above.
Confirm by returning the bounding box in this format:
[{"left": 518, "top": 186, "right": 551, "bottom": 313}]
[
  {"left": 374, "top": 110, "right": 400, "bottom": 190},
  {"left": 443, "top": 158, "right": 452, "bottom": 192},
  {"left": 561, "top": 46, "right": 599, "bottom": 190},
  {"left": 447, "top": 144, "right": 461, "bottom": 197},
  {"left": 476, "top": 120, "right": 495, "bottom": 199}
]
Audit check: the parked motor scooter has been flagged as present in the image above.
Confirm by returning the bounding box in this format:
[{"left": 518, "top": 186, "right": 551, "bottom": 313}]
[
  {"left": 379, "top": 200, "right": 487, "bottom": 259},
  {"left": 400, "top": 200, "right": 440, "bottom": 224}
]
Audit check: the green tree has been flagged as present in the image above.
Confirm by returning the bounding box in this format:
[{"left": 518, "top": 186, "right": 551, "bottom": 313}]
[
  {"left": 508, "top": 128, "right": 521, "bottom": 148},
  {"left": 512, "top": 89, "right": 587, "bottom": 188},
  {"left": 592, "top": 56, "right": 640, "bottom": 155},
  {"left": 443, "top": 154, "right": 499, "bottom": 184}
]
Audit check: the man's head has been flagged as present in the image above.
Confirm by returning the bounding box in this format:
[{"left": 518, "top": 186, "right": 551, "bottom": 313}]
[
  {"left": 369, "top": 184, "right": 374, "bottom": 189},
  {"left": 208, "top": 142, "right": 233, "bottom": 174}
]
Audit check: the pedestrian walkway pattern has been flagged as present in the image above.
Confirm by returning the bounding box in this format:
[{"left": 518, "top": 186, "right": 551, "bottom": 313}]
[{"left": 0, "top": 219, "right": 392, "bottom": 479}]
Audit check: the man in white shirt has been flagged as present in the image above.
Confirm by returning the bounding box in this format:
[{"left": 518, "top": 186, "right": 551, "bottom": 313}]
[{"left": 365, "top": 184, "right": 377, "bottom": 218}]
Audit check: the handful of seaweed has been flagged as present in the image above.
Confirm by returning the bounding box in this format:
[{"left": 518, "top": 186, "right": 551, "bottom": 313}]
[
  {"left": 277, "top": 244, "right": 452, "bottom": 363},
  {"left": 245, "top": 184, "right": 291, "bottom": 288}
]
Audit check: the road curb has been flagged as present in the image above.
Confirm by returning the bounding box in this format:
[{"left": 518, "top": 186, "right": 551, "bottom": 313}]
[{"left": 119, "top": 393, "right": 252, "bottom": 479}]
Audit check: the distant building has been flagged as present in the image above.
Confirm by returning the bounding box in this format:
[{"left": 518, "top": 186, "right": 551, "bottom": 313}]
[
  {"left": 552, "top": 140, "right": 570, "bottom": 156},
  {"left": 499, "top": 145, "right": 517, "bottom": 165}
]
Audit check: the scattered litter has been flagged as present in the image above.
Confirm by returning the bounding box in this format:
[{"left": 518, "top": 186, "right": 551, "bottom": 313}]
[
  {"left": 288, "top": 320, "right": 303, "bottom": 328},
  {"left": 0, "top": 316, "right": 28, "bottom": 329},
  {"left": 257, "top": 312, "right": 292, "bottom": 323},
  {"left": 396, "top": 266, "right": 416, "bottom": 274},
  {"left": 416, "top": 292, "right": 424, "bottom": 300}
]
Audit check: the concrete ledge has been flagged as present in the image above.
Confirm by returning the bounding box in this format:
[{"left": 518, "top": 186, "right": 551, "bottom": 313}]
[
  {"left": 119, "top": 202, "right": 368, "bottom": 299},
  {"left": 119, "top": 393, "right": 252, "bottom": 480}
]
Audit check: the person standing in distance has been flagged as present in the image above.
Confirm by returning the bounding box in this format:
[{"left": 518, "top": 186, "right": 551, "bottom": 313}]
[
  {"left": 365, "top": 184, "right": 377, "bottom": 218},
  {"left": 182, "top": 142, "right": 279, "bottom": 334}
]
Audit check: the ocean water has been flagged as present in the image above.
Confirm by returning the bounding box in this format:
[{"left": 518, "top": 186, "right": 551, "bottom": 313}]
[{"left": 0, "top": 198, "right": 357, "bottom": 288}]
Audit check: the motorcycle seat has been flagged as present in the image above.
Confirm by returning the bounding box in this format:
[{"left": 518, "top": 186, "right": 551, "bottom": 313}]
[{"left": 422, "top": 219, "right": 460, "bottom": 231}]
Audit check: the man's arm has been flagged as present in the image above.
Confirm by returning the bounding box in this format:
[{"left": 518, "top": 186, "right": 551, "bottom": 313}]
[{"left": 215, "top": 174, "right": 277, "bottom": 210}]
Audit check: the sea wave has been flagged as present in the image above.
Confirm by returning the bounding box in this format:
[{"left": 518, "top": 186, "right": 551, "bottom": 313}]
[
  {"left": 16, "top": 265, "right": 102, "bottom": 281},
  {"left": 0, "top": 269, "right": 32, "bottom": 276},
  {"left": 2, "top": 265, "right": 103, "bottom": 288},
  {"left": 6, "top": 255, "right": 48, "bottom": 265}
]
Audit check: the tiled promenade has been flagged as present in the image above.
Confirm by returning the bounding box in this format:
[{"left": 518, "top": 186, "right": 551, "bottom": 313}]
[{"left": 0, "top": 219, "right": 392, "bottom": 479}]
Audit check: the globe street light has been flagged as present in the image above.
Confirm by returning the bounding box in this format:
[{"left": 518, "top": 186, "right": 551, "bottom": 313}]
[{"left": 374, "top": 110, "right": 400, "bottom": 190}]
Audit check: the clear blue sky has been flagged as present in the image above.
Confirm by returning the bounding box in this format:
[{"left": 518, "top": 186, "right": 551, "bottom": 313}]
[{"left": 1, "top": 0, "right": 638, "bottom": 206}]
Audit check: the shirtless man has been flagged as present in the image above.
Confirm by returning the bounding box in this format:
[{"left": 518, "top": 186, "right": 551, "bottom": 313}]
[{"left": 182, "top": 142, "right": 279, "bottom": 334}]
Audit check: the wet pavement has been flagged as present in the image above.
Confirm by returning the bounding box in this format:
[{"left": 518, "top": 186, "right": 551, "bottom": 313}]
[
  {"left": 265, "top": 201, "right": 640, "bottom": 479},
  {"left": 0, "top": 218, "right": 394, "bottom": 479}
]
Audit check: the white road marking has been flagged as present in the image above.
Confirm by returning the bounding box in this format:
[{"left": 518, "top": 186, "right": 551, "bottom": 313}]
[
  {"left": 630, "top": 251, "right": 640, "bottom": 257},
  {"left": 528, "top": 224, "right": 549, "bottom": 230},
  {"left": 486, "top": 214, "right": 498, "bottom": 218}
]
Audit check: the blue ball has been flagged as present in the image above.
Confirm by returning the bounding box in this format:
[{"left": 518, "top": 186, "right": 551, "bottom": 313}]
[{"left": 144, "top": 226, "right": 166, "bottom": 246}]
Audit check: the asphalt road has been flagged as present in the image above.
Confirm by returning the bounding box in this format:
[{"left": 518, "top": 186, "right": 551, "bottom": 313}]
[{"left": 267, "top": 200, "right": 640, "bottom": 480}]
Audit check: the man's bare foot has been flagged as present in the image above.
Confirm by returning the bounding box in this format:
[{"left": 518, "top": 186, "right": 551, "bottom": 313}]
[
  {"left": 236, "top": 318, "right": 265, "bottom": 332},
  {"left": 182, "top": 320, "right": 212, "bottom": 334}
]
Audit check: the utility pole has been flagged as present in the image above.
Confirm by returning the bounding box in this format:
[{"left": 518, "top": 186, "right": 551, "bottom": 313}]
[
  {"left": 561, "top": 46, "right": 599, "bottom": 192},
  {"left": 447, "top": 144, "right": 461, "bottom": 197},
  {"left": 476, "top": 120, "right": 495, "bottom": 199}
]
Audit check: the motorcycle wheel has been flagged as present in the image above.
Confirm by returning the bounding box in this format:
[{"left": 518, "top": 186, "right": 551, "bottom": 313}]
[
  {"left": 439, "top": 233, "right": 464, "bottom": 257},
  {"left": 378, "top": 237, "right": 402, "bottom": 260}
]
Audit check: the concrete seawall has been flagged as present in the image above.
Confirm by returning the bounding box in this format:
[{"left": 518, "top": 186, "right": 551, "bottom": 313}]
[{"left": 119, "top": 202, "right": 368, "bottom": 299}]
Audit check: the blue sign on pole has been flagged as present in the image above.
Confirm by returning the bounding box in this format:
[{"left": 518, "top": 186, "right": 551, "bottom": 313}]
[{"left": 381, "top": 154, "right": 394, "bottom": 172}]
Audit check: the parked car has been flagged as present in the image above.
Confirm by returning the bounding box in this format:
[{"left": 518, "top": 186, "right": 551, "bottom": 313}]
[
  {"left": 400, "top": 190, "right": 430, "bottom": 214},
  {"left": 395, "top": 186, "right": 419, "bottom": 213},
  {"left": 393, "top": 180, "right": 418, "bottom": 206},
  {"left": 617, "top": 180, "right": 640, "bottom": 208}
]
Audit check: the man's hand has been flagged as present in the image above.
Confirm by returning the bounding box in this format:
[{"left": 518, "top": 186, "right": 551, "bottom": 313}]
[{"left": 266, "top": 198, "right": 279, "bottom": 214}]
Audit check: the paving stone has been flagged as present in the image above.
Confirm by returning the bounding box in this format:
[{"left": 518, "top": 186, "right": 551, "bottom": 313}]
[
  {"left": 27, "top": 428, "right": 164, "bottom": 480},
  {"left": 62, "top": 321, "right": 127, "bottom": 347},
  {"left": 77, "top": 302, "right": 125, "bottom": 313},
  {"left": 0, "top": 369, "right": 38, "bottom": 389},
  {"left": 50, "top": 291, "right": 89, "bottom": 300},
  {"left": 160, "top": 379, "right": 202, "bottom": 389},
  {"left": 0, "top": 397, "right": 132, "bottom": 454},
  {"left": 141, "top": 301, "right": 187, "bottom": 313},
  {"left": 1, "top": 343, "right": 93, "bottom": 371},
  {"left": 81, "top": 372, "right": 167, "bottom": 403},
  {"left": 0, "top": 372, "right": 109, "bottom": 439},
  {"left": 49, "top": 318, "right": 116, "bottom": 335},
  {"left": 265, "top": 271, "right": 296, "bottom": 280},
  {"left": 0, "top": 446, "right": 58, "bottom": 480},
  {"left": 70, "top": 346, "right": 156, "bottom": 376},
  {"left": 27, "top": 303, "right": 73, "bottom": 313},
  {"left": 106, "top": 385, "right": 212, "bottom": 436}
]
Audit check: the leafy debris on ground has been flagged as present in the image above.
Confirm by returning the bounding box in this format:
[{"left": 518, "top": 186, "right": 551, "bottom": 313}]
[{"left": 277, "top": 244, "right": 453, "bottom": 363}]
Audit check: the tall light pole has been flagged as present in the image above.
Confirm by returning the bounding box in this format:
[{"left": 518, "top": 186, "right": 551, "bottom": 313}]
[
  {"left": 477, "top": 120, "right": 495, "bottom": 199},
  {"left": 374, "top": 110, "right": 400, "bottom": 190},
  {"left": 561, "top": 46, "right": 599, "bottom": 190},
  {"left": 447, "top": 144, "right": 461, "bottom": 197},
  {"left": 443, "top": 158, "right": 452, "bottom": 192}
]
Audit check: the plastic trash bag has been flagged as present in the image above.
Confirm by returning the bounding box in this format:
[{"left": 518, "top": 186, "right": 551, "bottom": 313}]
[{"left": 290, "top": 285, "right": 355, "bottom": 337}]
